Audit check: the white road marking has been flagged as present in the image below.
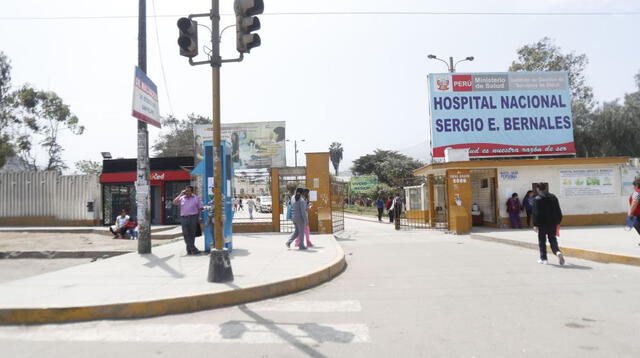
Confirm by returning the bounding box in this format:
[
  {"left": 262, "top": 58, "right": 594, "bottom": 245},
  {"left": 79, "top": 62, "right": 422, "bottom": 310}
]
[
  {"left": 0, "top": 322, "right": 371, "bottom": 344},
  {"left": 247, "top": 300, "right": 362, "bottom": 312}
]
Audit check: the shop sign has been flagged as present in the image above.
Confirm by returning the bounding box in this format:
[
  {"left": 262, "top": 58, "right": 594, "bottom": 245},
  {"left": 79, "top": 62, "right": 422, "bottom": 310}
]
[
  {"left": 429, "top": 71, "right": 574, "bottom": 158},
  {"left": 151, "top": 172, "right": 165, "bottom": 181},
  {"left": 560, "top": 169, "right": 615, "bottom": 196}
]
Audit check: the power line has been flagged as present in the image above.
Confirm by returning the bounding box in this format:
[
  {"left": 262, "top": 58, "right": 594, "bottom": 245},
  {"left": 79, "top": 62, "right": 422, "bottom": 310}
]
[
  {"left": 151, "top": 0, "right": 174, "bottom": 117},
  {"left": 0, "top": 10, "right": 639, "bottom": 21}
]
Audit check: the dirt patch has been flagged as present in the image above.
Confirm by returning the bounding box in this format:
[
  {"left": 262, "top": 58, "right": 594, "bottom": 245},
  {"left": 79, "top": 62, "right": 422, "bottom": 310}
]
[{"left": 0, "top": 232, "right": 176, "bottom": 252}]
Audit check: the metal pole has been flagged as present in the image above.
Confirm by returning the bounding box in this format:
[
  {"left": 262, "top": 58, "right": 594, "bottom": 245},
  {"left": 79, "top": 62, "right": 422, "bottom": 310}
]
[
  {"left": 449, "top": 56, "right": 455, "bottom": 73},
  {"left": 208, "top": 0, "right": 233, "bottom": 282},
  {"left": 136, "top": 0, "right": 151, "bottom": 254},
  {"left": 294, "top": 140, "right": 298, "bottom": 167}
]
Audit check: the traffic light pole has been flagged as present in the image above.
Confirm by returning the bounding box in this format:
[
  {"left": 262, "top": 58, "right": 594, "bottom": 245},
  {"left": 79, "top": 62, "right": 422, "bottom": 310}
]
[
  {"left": 137, "top": 0, "right": 151, "bottom": 254},
  {"left": 207, "top": 0, "right": 233, "bottom": 282},
  {"left": 180, "top": 0, "right": 261, "bottom": 283}
]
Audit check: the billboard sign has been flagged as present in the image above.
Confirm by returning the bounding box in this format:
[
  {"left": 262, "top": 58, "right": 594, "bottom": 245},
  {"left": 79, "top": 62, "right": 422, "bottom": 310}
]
[
  {"left": 428, "top": 71, "right": 574, "bottom": 158},
  {"left": 350, "top": 175, "right": 379, "bottom": 194},
  {"left": 132, "top": 66, "right": 161, "bottom": 128},
  {"left": 194, "top": 121, "right": 286, "bottom": 169}
]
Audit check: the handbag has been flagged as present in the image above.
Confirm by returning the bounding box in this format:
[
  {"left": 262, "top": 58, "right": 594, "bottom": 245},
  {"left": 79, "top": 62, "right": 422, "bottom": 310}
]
[{"left": 195, "top": 222, "right": 202, "bottom": 237}]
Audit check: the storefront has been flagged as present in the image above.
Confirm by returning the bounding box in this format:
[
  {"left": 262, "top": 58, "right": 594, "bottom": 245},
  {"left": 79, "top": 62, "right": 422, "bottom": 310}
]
[
  {"left": 413, "top": 157, "right": 633, "bottom": 233},
  {"left": 100, "top": 157, "right": 193, "bottom": 225}
]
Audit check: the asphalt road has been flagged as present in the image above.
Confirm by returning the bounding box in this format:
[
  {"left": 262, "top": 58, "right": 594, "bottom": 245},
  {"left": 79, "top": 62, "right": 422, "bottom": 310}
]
[{"left": 1, "top": 218, "right": 639, "bottom": 357}]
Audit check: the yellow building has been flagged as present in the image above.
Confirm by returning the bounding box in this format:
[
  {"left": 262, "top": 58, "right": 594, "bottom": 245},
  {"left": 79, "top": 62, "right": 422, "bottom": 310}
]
[{"left": 413, "top": 157, "right": 633, "bottom": 234}]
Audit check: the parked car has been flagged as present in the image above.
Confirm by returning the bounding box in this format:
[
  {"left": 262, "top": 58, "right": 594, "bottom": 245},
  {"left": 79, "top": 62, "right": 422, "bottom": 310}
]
[{"left": 257, "top": 196, "right": 272, "bottom": 213}]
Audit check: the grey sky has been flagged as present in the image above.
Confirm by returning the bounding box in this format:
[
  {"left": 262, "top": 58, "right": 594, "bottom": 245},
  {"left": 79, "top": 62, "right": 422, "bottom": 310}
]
[{"left": 1, "top": 0, "right": 639, "bottom": 172}]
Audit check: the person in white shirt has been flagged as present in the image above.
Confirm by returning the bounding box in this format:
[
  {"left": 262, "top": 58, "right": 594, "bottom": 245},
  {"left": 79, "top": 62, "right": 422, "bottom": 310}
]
[{"left": 109, "top": 209, "right": 130, "bottom": 239}]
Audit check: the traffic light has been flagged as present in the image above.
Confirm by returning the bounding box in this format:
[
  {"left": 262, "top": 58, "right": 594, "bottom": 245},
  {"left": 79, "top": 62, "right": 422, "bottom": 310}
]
[
  {"left": 177, "top": 17, "right": 198, "bottom": 58},
  {"left": 234, "top": 0, "right": 264, "bottom": 53}
]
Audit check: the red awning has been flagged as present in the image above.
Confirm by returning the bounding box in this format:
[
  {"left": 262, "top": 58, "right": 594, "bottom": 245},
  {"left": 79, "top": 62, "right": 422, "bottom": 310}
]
[{"left": 100, "top": 170, "right": 191, "bottom": 184}]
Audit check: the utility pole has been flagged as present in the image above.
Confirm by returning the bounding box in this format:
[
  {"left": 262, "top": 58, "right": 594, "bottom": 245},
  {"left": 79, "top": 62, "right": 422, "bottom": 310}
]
[
  {"left": 208, "top": 0, "right": 232, "bottom": 282},
  {"left": 136, "top": 0, "right": 151, "bottom": 254},
  {"left": 448, "top": 57, "right": 454, "bottom": 73},
  {"left": 177, "top": 0, "right": 263, "bottom": 283}
]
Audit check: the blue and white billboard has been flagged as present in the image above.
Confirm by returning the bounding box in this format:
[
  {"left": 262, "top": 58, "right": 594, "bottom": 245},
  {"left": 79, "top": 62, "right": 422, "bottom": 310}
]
[{"left": 428, "top": 71, "right": 574, "bottom": 158}]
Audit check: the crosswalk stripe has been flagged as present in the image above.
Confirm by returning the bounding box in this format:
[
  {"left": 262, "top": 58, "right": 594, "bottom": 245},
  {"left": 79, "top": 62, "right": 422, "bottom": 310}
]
[
  {"left": 0, "top": 322, "right": 371, "bottom": 344},
  {"left": 247, "top": 300, "right": 362, "bottom": 312}
]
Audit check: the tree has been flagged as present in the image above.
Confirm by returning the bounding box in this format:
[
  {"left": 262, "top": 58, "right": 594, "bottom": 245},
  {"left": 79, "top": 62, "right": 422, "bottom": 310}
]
[
  {"left": 152, "top": 114, "right": 210, "bottom": 157},
  {"left": 2, "top": 84, "right": 84, "bottom": 172},
  {"left": 509, "top": 37, "right": 596, "bottom": 156},
  {"left": 351, "top": 149, "right": 423, "bottom": 188},
  {"left": 329, "top": 142, "right": 343, "bottom": 176},
  {"left": 0, "top": 52, "right": 13, "bottom": 168},
  {"left": 75, "top": 160, "right": 103, "bottom": 175}
]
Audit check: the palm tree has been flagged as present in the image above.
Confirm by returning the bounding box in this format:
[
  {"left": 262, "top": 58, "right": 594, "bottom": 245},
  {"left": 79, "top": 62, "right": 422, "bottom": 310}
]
[{"left": 329, "top": 142, "right": 343, "bottom": 176}]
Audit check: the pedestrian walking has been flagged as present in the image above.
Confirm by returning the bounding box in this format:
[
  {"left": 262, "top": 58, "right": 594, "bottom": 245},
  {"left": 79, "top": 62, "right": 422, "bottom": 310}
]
[
  {"left": 386, "top": 196, "right": 394, "bottom": 223},
  {"left": 246, "top": 196, "right": 256, "bottom": 219},
  {"left": 375, "top": 197, "right": 385, "bottom": 222},
  {"left": 506, "top": 193, "right": 522, "bottom": 229},
  {"left": 109, "top": 209, "right": 130, "bottom": 239},
  {"left": 626, "top": 179, "right": 640, "bottom": 245},
  {"left": 286, "top": 188, "right": 308, "bottom": 250},
  {"left": 295, "top": 189, "right": 314, "bottom": 248},
  {"left": 532, "top": 182, "right": 564, "bottom": 265},
  {"left": 392, "top": 194, "right": 403, "bottom": 224},
  {"left": 522, "top": 190, "right": 535, "bottom": 227},
  {"left": 238, "top": 198, "right": 244, "bottom": 211},
  {"left": 173, "top": 185, "right": 203, "bottom": 255}
]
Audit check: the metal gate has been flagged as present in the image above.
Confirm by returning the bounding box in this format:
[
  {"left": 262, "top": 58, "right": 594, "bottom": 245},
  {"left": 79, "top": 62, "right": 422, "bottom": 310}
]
[
  {"left": 398, "top": 176, "right": 431, "bottom": 230},
  {"left": 330, "top": 177, "right": 347, "bottom": 233},
  {"left": 278, "top": 170, "right": 306, "bottom": 233}
]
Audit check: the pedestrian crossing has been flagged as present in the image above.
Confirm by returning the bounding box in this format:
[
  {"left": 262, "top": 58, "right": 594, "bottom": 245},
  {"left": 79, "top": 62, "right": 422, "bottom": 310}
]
[{"left": 0, "top": 300, "right": 371, "bottom": 344}]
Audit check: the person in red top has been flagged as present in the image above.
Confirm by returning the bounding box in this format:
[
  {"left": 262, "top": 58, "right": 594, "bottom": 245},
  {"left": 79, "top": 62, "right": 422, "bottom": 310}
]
[
  {"left": 385, "top": 196, "right": 394, "bottom": 223},
  {"left": 506, "top": 193, "right": 522, "bottom": 229},
  {"left": 627, "top": 179, "right": 640, "bottom": 245}
]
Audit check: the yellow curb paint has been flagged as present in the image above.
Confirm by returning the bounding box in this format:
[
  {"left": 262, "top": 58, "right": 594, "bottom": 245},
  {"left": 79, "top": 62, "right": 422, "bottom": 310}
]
[
  {"left": 0, "top": 243, "right": 347, "bottom": 325},
  {"left": 470, "top": 234, "right": 640, "bottom": 267}
]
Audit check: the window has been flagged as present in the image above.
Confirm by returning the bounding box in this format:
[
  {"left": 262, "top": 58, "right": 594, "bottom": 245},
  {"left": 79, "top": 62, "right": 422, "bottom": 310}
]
[{"left": 481, "top": 178, "right": 489, "bottom": 188}]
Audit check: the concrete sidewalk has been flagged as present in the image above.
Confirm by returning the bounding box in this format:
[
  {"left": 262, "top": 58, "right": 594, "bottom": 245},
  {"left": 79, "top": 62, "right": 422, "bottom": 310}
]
[
  {"left": 0, "top": 232, "right": 345, "bottom": 324},
  {"left": 471, "top": 225, "right": 640, "bottom": 266},
  {"left": 346, "top": 212, "right": 640, "bottom": 266}
]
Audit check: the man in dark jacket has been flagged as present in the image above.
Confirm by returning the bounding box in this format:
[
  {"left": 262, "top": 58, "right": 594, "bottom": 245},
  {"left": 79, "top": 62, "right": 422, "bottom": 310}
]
[{"left": 532, "top": 182, "right": 565, "bottom": 265}]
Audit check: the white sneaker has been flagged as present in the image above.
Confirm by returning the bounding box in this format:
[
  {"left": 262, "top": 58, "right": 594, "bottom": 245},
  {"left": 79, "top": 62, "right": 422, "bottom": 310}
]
[
  {"left": 557, "top": 252, "right": 565, "bottom": 266},
  {"left": 537, "top": 259, "right": 548, "bottom": 264}
]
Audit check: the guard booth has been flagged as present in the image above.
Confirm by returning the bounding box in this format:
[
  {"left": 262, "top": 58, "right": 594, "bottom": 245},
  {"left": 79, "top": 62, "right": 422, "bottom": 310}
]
[{"left": 192, "top": 140, "right": 234, "bottom": 252}]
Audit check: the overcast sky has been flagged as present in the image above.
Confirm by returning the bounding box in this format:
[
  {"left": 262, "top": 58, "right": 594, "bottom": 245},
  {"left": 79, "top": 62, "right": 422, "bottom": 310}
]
[{"left": 1, "top": 0, "right": 639, "bottom": 173}]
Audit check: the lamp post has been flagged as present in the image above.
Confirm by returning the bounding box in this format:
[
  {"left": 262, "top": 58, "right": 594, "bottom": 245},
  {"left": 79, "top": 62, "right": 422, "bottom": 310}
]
[
  {"left": 427, "top": 54, "right": 474, "bottom": 73},
  {"left": 286, "top": 139, "right": 305, "bottom": 167}
]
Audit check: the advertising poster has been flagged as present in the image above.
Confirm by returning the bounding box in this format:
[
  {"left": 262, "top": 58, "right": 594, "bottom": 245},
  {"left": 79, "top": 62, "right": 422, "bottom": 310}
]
[
  {"left": 350, "top": 175, "right": 379, "bottom": 194},
  {"left": 428, "top": 71, "right": 574, "bottom": 158},
  {"left": 559, "top": 169, "right": 614, "bottom": 196},
  {"left": 620, "top": 167, "right": 640, "bottom": 194},
  {"left": 194, "top": 121, "right": 286, "bottom": 169}
]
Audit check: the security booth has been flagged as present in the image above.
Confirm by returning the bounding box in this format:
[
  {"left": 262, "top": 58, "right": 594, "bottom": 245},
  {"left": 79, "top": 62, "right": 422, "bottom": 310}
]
[
  {"left": 414, "top": 157, "right": 632, "bottom": 234},
  {"left": 191, "top": 140, "right": 234, "bottom": 252},
  {"left": 100, "top": 156, "right": 193, "bottom": 225}
]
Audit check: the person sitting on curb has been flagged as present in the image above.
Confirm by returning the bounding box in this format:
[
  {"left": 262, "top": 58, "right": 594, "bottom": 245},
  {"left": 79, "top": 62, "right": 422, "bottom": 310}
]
[{"left": 109, "top": 209, "right": 130, "bottom": 239}]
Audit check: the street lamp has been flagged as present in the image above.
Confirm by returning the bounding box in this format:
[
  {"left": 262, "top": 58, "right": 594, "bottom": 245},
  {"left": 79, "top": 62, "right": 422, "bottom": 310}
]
[
  {"left": 286, "top": 139, "right": 305, "bottom": 167},
  {"left": 427, "top": 54, "right": 474, "bottom": 73}
]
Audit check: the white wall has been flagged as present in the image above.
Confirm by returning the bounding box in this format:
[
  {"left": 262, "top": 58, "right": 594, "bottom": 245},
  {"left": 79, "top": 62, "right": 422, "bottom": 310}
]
[{"left": 496, "top": 163, "right": 628, "bottom": 218}]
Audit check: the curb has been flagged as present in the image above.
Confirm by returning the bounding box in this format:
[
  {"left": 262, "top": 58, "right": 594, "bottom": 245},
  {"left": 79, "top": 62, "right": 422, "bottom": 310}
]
[
  {"left": 470, "top": 234, "right": 640, "bottom": 267},
  {"left": 0, "top": 226, "right": 178, "bottom": 236},
  {"left": 0, "top": 240, "right": 347, "bottom": 325},
  {"left": 0, "top": 251, "right": 129, "bottom": 259}
]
